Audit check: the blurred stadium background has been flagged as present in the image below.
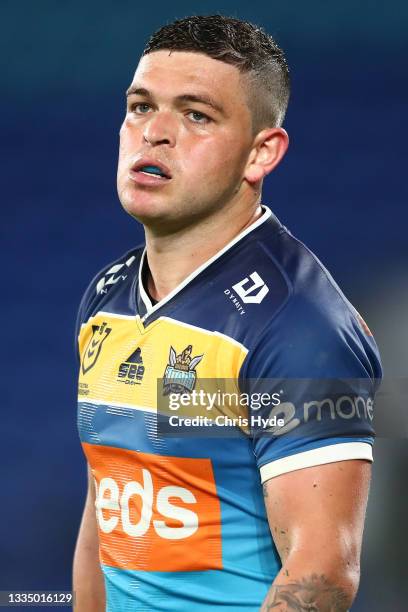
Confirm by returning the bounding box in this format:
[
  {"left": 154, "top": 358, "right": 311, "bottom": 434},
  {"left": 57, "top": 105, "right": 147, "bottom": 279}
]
[{"left": 1, "top": 1, "right": 407, "bottom": 610}]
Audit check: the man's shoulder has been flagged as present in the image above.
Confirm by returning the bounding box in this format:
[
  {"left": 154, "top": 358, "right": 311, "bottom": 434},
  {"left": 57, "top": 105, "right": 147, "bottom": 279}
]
[
  {"left": 91, "top": 247, "right": 143, "bottom": 296},
  {"left": 241, "top": 214, "right": 382, "bottom": 378},
  {"left": 193, "top": 210, "right": 370, "bottom": 355},
  {"left": 75, "top": 245, "right": 144, "bottom": 331},
  {"left": 242, "top": 213, "right": 358, "bottom": 332}
]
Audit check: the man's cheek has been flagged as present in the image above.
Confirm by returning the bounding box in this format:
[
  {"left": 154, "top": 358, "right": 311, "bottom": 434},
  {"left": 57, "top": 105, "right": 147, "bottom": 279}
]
[
  {"left": 190, "top": 148, "right": 230, "bottom": 177},
  {"left": 119, "top": 119, "right": 139, "bottom": 150}
]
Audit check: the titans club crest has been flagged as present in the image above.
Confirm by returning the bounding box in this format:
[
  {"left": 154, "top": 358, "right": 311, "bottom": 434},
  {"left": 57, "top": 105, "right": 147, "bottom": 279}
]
[{"left": 163, "top": 344, "right": 203, "bottom": 395}]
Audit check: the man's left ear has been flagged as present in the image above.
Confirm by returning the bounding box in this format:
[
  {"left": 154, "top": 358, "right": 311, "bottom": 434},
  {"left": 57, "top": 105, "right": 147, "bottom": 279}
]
[{"left": 244, "top": 128, "right": 289, "bottom": 184}]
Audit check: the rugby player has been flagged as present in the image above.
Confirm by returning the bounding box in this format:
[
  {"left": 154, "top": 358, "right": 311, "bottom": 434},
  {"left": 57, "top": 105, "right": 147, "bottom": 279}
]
[{"left": 73, "top": 15, "right": 382, "bottom": 611}]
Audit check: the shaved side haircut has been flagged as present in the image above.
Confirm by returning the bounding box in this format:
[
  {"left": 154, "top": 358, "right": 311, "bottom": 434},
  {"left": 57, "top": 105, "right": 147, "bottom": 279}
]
[{"left": 143, "top": 14, "right": 290, "bottom": 133}]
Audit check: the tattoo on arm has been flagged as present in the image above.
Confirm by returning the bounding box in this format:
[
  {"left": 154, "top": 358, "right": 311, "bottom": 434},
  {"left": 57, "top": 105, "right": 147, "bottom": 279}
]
[
  {"left": 264, "top": 573, "right": 350, "bottom": 611},
  {"left": 263, "top": 483, "right": 268, "bottom": 497}
]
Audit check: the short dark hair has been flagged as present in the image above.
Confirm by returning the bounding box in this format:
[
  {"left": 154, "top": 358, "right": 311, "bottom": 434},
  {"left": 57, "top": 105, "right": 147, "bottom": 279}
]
[{"left": 142, "top": 15, "right": 290, "bottom": 131}]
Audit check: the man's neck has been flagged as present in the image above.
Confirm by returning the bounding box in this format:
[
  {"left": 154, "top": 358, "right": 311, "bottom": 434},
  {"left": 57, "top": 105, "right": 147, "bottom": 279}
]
[{"left": 144, "top": 201, "right": 263, "bottom": 302}]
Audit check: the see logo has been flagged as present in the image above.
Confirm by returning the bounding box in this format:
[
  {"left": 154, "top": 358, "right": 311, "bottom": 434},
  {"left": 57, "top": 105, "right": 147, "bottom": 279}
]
[
  {"left": 82, "top": 443, "right": 222, "bottom": 572},
  {"left": 82, "top": 322, "right": 112, "bottom": 375},
  {"left": 117, "top": 347, "right": 145, "bottom": 385}
]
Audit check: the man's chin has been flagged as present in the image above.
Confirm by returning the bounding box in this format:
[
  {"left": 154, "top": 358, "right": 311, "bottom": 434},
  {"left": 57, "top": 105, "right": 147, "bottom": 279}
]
[
  {"left": 120, "top": 197, "right": 199, "bottom": 236},
  {"left": 119, "top": 194, "right": 171, "bottom": 225}
]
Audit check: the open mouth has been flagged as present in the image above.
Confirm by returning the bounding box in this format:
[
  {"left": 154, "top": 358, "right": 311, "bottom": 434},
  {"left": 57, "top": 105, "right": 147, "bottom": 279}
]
[
  {"left": 131, "top": 161, "right": 172, "bottom": 180},
  {"left": 139, "top": 165, "right": 169, "bottom": 178}
]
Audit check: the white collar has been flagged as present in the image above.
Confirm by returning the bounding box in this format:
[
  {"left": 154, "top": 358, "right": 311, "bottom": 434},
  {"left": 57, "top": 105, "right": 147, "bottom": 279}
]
[{"left": 138, "top": 205, "right": 272, "bottom": 320}]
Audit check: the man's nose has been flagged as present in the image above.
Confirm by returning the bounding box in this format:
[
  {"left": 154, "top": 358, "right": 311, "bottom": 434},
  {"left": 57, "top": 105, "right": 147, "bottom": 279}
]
[{"left": 143, "top": 112, "right": 176, "bottom": 147}]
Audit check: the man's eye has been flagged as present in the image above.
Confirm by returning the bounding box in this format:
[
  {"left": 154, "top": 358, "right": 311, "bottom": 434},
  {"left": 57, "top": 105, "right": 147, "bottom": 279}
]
[
  {"left": 187, "top": 111, "right": 210, "bottom": 124},
  {"left": 130, "top": 103, "right": 151, "bottom": 114}
]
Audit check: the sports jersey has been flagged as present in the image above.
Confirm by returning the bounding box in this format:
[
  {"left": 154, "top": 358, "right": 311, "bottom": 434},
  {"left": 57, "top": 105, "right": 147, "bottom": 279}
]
[{"left": 76, "top": 206, "right": 382, "bottom": 611}]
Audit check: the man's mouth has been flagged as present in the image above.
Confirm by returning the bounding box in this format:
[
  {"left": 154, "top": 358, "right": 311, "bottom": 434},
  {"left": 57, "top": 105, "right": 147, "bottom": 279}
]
[
  {"left": 131, "top": 160, "right": 172, "bottom": 180},
  {"left": 139, "top": 165, "right": 168, "bottom": 178}
]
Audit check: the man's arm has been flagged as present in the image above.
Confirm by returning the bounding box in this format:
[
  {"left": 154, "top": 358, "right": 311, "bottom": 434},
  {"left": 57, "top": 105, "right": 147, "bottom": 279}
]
[
  {"left": 261, "top": 459, "right": 371, "bottom": 611},
  {"left": 73, "top": 465, "right": 106, "bottom": 612}
]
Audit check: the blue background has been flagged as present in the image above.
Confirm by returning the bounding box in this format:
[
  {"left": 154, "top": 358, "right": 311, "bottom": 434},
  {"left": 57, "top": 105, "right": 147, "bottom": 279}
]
[{"left": 2, "top": 1, "right": 407, "bottom": 610}]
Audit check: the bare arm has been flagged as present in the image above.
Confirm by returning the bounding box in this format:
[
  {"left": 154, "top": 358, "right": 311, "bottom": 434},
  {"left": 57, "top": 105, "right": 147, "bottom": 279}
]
[
  {"left": 73, "top": 465, "right": 106, "bottom": 612},
  {"left": 261, "top": 459, "right": 371, "bottom": 611}
]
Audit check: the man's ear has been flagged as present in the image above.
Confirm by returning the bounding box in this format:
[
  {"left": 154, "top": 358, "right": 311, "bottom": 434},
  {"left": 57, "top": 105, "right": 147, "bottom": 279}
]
[{"left": 244, "top": 128, "right": 289, "bottom": 184}]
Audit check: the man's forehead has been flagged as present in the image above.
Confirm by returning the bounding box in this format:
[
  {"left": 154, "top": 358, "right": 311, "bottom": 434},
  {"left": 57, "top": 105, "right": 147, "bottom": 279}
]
[{"left": 131, "top": 50, "right": 243, "bottom": 91}]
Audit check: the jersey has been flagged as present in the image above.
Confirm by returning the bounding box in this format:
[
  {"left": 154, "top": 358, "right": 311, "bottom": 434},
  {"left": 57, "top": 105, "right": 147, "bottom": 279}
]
[{"left": 75, "top": 206, "right": 382, "bottom": 611}]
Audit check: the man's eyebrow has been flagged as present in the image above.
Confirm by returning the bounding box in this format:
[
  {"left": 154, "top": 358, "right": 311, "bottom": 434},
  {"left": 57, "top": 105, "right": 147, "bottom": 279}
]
[
  {"left": 125, "top": 86, "right": 225, "bottom": 115},
  {"left": 174, "top": 94, "right": 225, "bottom": 115},
  {"left": 126, "top": 85, "right": 150, "bottom": 97}
]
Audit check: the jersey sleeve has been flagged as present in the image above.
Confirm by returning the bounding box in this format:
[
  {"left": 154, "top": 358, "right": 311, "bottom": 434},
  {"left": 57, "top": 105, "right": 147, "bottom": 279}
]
[{"left": 240, "top": 292, "right": 382, "bottom": 483}]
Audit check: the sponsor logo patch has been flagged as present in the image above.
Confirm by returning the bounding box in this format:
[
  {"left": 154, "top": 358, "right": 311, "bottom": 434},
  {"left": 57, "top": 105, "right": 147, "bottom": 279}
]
[
  {"left": 83, "top": 443, "right": 222, "bottom": 572},
  {"left": 117, "top": 347, "right": 145, "bottom": 385},
  {"left": 96, "top": 256, "right": 136, "bottom": 295},
  {"left": 231, "top": 271, "right": 269, "bottom": 304}
]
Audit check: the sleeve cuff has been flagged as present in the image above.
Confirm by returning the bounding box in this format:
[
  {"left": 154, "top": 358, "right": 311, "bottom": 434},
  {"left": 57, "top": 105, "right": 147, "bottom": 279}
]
[{"left": 260, "top": 442, "right": 373, "bottom": 483}]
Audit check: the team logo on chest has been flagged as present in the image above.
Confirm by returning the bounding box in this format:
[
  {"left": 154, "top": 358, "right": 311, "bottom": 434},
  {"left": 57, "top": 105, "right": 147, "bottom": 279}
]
[
  {"left": 163, "top": 345, "right": 203, "bottom": 395},
  {"left": 82, "top": 322, "right": 112, "bottom": 375}
]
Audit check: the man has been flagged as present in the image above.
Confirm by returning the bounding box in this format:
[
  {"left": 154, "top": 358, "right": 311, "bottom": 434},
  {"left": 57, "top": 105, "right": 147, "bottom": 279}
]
[{"left": 73, "top": 15, "right": 382, "bottom": 611}]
